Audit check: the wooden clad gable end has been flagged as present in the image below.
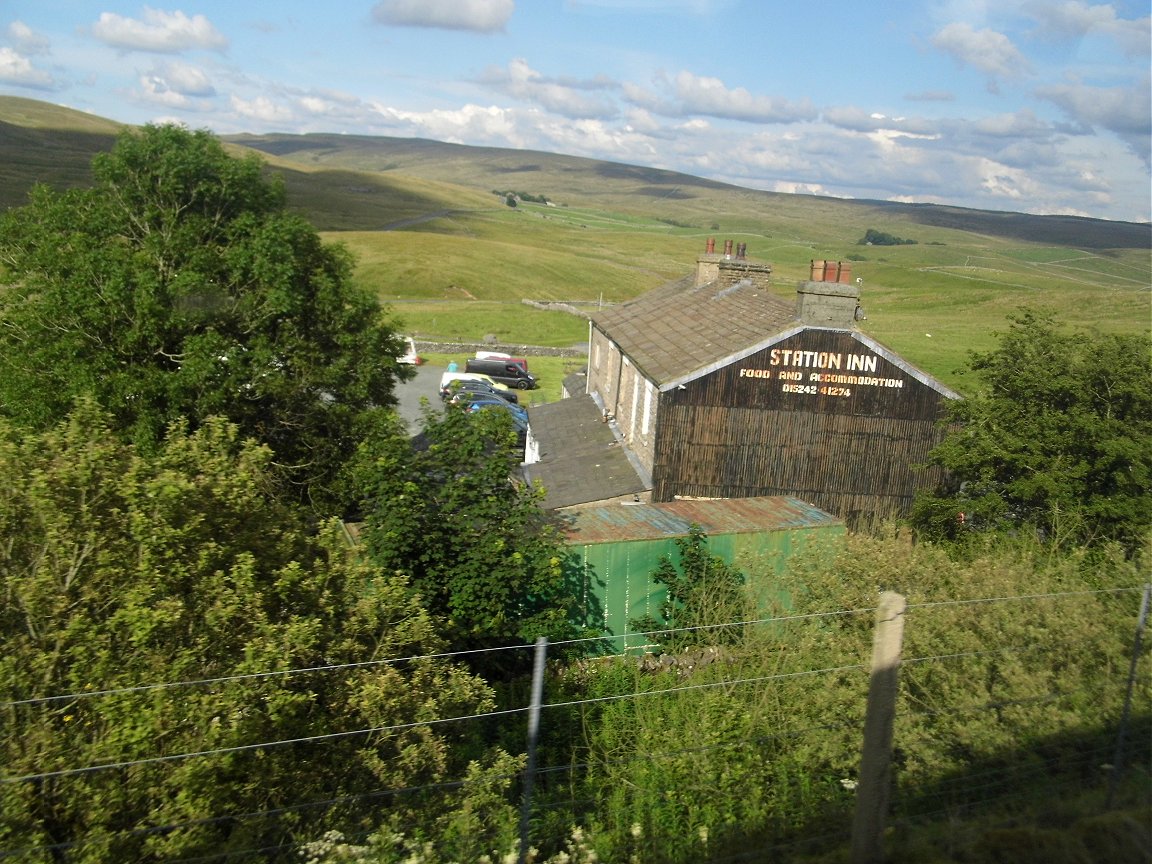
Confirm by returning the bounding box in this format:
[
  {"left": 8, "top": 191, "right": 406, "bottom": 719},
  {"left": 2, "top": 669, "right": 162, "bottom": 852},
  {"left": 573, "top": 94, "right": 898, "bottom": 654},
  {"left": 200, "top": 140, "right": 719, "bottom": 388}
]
[{"left": 578, "top": 242, "right": 960, "bottom": 524}]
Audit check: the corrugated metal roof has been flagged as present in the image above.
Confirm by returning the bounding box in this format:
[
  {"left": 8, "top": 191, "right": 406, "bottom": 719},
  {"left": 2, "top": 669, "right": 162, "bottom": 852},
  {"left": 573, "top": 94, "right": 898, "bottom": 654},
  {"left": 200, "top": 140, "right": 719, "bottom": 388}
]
[
  {"left": 558, "top": 496, "right": 842, "bottom": 544},
  {"left": 589, "top": 275, "right": 796, "bottom": 386}
]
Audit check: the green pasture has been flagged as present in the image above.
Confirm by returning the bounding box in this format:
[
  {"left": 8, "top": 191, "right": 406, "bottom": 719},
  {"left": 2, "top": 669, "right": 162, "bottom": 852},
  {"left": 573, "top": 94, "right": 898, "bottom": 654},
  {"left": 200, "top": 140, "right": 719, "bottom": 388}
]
[
  {"left": 384, "top": 301, "right": 589, "bottom": 350},
  {"left": 343, "top": 203, "right": 1150, "bottom": 397}
]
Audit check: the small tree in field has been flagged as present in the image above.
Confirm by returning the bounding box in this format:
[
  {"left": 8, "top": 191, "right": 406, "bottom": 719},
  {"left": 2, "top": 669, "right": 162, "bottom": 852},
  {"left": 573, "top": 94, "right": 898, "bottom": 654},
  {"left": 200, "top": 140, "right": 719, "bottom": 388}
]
[
  {"left": 911, "top": 308, "right": 1151, "bottom": 551},
  {"left": 631, "top": 525, "right": 748, "bottom": 651},
  {"left": 0, "top": 124, "right": 411, "bottom": 513}
]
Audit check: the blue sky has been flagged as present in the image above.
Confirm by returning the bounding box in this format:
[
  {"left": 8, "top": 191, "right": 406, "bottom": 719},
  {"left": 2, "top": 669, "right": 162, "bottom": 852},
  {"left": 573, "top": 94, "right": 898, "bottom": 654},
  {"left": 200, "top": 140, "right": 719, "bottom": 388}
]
[{"left": 1, "top": 1, "right": 1149, "bottom": 222}]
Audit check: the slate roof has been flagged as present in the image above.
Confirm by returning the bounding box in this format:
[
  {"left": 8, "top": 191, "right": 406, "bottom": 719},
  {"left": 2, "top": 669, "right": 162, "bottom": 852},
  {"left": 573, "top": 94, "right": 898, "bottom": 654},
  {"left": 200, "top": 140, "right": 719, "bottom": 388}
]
[
  {"left": 589, "top": 274, "right": 797, "bottom": 387},
  {"left": 520, "top": 395, "right": 649, "bottom": 510}
]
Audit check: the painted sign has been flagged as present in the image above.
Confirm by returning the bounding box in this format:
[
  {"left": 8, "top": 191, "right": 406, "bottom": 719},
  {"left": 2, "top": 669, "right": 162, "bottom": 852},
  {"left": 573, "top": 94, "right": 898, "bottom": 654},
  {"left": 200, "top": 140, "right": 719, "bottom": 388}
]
[{"left": 738, "top": 348, "right": 905, "bottom": 398}]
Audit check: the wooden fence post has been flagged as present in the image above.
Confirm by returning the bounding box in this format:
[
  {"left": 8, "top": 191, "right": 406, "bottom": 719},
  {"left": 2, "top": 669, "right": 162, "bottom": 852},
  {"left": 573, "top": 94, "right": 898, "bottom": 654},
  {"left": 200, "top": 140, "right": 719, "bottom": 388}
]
[
  {"left": 517, "top": 637, "right": 548, "bottom": 864},
  {"left": 851, "top": 591, "right": 907, "bottom": 864},
  {"left": 1107, "top": 583, "right": 1151, "bottom": 809}
]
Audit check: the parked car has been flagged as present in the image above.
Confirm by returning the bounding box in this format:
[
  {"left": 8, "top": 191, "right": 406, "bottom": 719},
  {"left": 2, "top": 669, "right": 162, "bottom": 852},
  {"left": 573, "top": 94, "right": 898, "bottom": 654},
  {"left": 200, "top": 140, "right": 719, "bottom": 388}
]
[
  {"left": 443, "top": 378, "right": 520, "bottom": 404},
  {"left": 475, "top": 351, "right": 529, "bottom": 373},
  {"left": 439, "top": 371, "right": 513, "bottom": 400},
  {"left": 397, "top": 336, "right": 422, "bottom": 365},
  {"left": 464, "top": 358, "right": 537, "bottom": 390},
  {"left": 462, "top": 398, "right": 528, "bottom": 450},
  {"left": 455, "top": 393, "right": 529, "bottom": 422}
]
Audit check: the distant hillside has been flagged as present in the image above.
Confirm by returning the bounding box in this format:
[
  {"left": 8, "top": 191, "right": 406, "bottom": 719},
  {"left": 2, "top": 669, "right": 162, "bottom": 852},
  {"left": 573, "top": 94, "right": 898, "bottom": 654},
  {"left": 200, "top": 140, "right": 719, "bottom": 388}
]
[
  {"left": 227, "top": 130, "right": 1151, "bottom": 251},
  {"left": 1, "top": 96, "right": 1147, "bottom": 251},
  {"left": 0, "top": 97, "right": 122, "bottom": 210}
]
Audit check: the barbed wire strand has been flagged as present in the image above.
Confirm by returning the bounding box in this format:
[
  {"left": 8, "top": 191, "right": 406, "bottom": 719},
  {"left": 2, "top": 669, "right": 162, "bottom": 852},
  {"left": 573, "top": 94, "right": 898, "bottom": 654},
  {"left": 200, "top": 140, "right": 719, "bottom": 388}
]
[
  {"left": 9, "top": 683, "right": 1113, "bottom": 858},
  {"left": 1, "top": 690, "right": 1130, "bottom": 860},
  {"left": 1, "top": 606, "right": 871, "bottom": 709},
  {"left": 907, "top": 586, "right": 1137, "bottom": 610},
  {"left": 1, "top": 588, "right": 1142, "bottom": 859},
  {"left": 7, "top": 584, "right": 1138, "bottom": 711},
  {"left": 5, "top": 638, "right": 1133, "bottom": 786},
  {"left": 3, "top": 658, "right": 871, "bottom": 784}
]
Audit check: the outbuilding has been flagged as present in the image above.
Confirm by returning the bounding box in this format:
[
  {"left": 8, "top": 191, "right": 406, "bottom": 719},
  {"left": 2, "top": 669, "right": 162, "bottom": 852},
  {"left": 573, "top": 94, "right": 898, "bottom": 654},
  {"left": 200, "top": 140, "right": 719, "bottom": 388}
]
[{"left": 560, "top": 495, "right": 844, "bottom": 647}]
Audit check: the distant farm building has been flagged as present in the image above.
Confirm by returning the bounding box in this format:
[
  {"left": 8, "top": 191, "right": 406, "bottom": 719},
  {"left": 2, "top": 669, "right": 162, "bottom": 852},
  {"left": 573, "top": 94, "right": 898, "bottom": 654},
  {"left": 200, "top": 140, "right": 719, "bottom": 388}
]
[{"left": 524, "top": 240, "right": 960, "bottom": 526}]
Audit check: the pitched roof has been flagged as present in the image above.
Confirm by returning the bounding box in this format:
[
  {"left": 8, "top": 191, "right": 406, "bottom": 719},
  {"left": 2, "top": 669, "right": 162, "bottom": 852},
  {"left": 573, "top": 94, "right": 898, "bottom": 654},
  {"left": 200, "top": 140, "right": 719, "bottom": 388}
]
[
  {"left": 521, "top": 394, "right": 649, "bottom": 510},
  {"left": 590, "top": 274, "right": 796, "bottom": 386}
]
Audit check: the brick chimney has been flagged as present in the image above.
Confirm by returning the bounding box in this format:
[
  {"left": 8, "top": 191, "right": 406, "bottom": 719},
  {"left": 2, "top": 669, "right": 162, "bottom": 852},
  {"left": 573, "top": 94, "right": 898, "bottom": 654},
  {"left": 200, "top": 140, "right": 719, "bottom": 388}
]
[
  {"left": 797, "top": 260, "right": 862, "bottom": 327},
  {"left": 695, "top": 238, "right": 721, "bottom": 287},
  {"left": 697, "top": 239, "right": 772, "bottom": 289}
]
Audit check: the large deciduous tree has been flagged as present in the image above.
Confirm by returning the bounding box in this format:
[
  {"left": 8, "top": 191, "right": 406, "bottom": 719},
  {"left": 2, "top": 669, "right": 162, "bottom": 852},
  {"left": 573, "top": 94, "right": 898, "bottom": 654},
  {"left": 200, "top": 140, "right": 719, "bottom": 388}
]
[
  {"left": 0, "top": 124, "right": 410, "bottom": 512},
  {"left": 0, "top": 401, "right": 506, "bottom": 862},
  {"left": 911, "top": 309, "right": 1152, "bottom": 551}
]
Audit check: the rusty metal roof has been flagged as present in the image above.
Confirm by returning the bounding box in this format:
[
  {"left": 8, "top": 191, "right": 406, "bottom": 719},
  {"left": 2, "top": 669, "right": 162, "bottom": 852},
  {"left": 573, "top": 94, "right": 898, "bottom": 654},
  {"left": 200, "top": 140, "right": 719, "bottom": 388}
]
[
  {"left": 589, "top": 274, "right": 796, "bottom": 386},
  {"left": 557, "top": 496, "right": 842, "bottom": 544}
]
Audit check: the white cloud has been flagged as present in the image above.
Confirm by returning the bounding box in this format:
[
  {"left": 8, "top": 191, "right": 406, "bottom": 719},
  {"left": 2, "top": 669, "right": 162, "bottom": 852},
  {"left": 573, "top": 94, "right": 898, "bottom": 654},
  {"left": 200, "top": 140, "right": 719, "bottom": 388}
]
[
  {"left": 1025, "top": 1, "right": 1151, "bottom": 57},
  {"left": 138, "top": 75, "right": 191, "bottom": 108},
  {"left": 373, "top": 102, "right": 526, "bottom": 146},
  {"left": 0, "top": 46, "right": 55, "bottom": 89},
  {"left": 672, "top": 71, "right": 818, "bottom": 123},
  {"left": 970, "top": 109, "right": 1051, "bottom": 139},
  {"left": 296, "top": 89, "right": 366, "bottom": 120},
  {"left": 568, "top": 0, "right": 733, "bottom": 11},
  {"left": 1037, "top": 74, "right": 1152, "bottom": 166},
  {"left": 931, "top": 22, "right": 1030, "bottom": 82},
  {"left": 373, "top": 0, "right": 514, "bottom": 33},
  {"left": 822, "top": 107, "right": 944, "bottom": 138},
  {"left": 91, "top": 8, "right": 228, "bottom": 54},
  {"left": 905, "top": 90, "right": 955, "bottom": 102},
  {"left": 229, "top": 94, "right": 295, "bottom": 125},
  {"left": 149, "top": 60, "right": 215, "bottom": 97},
  {"left": 7, "top": 21, "right": 50, "bottom": 55},
  {"left": 481, "top": 59, "right": 618, "bottom": 119},
  {"left": 619, "top": 80, "right": 674, "bottom": 114},
  {"left": 621, "top": 71, "right": 816, "bottom": 124}
]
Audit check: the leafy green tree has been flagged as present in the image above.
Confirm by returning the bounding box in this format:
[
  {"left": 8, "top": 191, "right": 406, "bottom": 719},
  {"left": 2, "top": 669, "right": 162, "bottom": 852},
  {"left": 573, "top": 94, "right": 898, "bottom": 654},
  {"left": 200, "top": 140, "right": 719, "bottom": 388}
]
[
  {"left": 0, "top": 401, "right": 505, "bottom": 862},
  {"left": 350, "top": 405, "right": 578, "bottom": 664},
  {"left": 911, "top": 309, "right": 1152, "bottom": 551},
  {"left": 630, "top": 525, "right": 748, "bottom": 651},
  {"left": 0, "top": 124, "right": 411, "bottom": 512},
  {"left": 858, "top": 227, "right": 916, "bottom": 246}
]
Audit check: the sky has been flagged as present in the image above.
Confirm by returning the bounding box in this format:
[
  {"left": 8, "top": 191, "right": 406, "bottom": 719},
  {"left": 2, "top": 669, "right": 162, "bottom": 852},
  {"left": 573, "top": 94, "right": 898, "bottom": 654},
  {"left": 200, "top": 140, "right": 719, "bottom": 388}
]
[{"left": 1, "top": 1, "right": 1149, "bottom": 223}]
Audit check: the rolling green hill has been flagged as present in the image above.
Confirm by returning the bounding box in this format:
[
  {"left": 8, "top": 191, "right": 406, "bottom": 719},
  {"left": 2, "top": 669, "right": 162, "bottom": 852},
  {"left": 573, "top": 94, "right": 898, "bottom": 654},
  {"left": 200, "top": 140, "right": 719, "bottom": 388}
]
[{"left": 1, "top": 95, "right": 1148, "bottom": 393}]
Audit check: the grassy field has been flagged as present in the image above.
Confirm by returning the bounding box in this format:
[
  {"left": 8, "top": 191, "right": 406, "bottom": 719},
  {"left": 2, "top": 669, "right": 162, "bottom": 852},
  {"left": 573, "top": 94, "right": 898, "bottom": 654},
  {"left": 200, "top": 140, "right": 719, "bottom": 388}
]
[
  {"left": 3, "top": 95, "right": 1149, "bottom": 397},
  {"left": 346, "top": 199, "right": 1150, "bottom": 394}
]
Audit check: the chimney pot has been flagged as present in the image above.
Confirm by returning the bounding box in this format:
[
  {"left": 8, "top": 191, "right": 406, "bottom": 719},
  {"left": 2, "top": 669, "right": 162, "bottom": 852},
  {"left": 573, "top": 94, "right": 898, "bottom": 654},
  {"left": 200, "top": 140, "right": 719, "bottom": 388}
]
[
  {"left": 810, "top": 259, "right": 826, "bottom": 281},
  {"left": 706, "top": 237, "right": 715, "bottom": 254}
]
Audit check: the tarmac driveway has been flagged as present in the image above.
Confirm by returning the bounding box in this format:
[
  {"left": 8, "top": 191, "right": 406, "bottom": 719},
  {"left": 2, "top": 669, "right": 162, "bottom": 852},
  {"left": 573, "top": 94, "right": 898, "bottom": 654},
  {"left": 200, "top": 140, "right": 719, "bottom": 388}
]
[{"left": 394, "top": 363, "right": 445, "bottom": 434}]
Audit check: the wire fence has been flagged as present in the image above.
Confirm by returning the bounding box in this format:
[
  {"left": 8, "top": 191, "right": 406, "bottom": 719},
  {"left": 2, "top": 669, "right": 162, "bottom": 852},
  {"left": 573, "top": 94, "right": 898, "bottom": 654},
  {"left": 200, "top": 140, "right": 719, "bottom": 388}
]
[{"left": 1, "top": 585, "right": 1148, "bottom": 863}]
